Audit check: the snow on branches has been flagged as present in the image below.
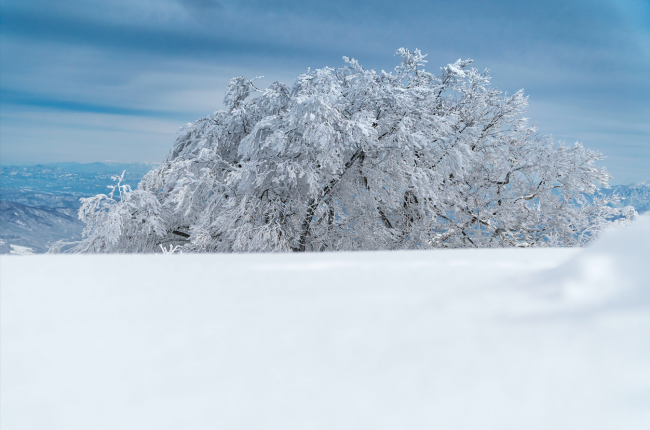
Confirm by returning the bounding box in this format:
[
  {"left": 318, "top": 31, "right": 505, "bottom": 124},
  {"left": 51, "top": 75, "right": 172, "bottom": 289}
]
[
  {"left": 71, "top": 171, "right": 166, "bottom": 253},
  {"left": 71, "top": 49, "right": 632, "bottom": 253}
]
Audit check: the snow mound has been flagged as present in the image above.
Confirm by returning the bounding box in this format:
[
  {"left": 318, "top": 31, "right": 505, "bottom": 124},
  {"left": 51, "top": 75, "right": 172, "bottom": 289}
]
[{"left": 539, "top": 214, "right": 650, "bottom": 307}]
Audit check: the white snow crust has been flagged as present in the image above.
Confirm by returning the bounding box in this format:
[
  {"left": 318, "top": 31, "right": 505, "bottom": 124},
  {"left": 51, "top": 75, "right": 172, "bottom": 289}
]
[
  {"left": 1, "top": 216, "right": 649, "bottom": 430},
  {"left": 8, "top": 244, "right": 35, "bottom": 255}
]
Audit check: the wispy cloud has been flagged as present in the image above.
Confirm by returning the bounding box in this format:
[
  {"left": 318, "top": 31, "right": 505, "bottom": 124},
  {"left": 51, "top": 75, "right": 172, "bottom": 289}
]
[
  {"left": 1, "top": 0, "right": 648, "bottom": 183},
  {"left": 2, "top": 90, "right": 188, "bottom": 119}
]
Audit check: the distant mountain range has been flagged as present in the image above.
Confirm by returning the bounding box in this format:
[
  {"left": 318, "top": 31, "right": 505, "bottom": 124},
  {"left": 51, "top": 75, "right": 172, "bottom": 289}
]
[
  {"left": 1, "top": 163, "right": 648, "bottom": 254},
  {"left": 37, "top": 161, "right": 158, "bottom": 174},
  {"left": 600, "top": 182, "right": 650, "bottom": 214},
  {"left": 0, "top": 162, "right": 156, "bottom": 196}
]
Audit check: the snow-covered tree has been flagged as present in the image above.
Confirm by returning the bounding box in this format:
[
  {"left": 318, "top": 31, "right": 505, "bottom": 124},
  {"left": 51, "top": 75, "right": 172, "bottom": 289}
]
[
  {"left": 71, "top": 49, "right": 631, "bottom": 253},
  {"left": 70, "top": 171, "right": 166, "bottom": 253}
]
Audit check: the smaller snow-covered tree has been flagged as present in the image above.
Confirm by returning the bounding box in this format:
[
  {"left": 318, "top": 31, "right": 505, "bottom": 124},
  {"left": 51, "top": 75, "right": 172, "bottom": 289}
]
[
  {"left": 71, "top": 171, "right": 167, "bottom": 253},
  {"left": 70, "top": 49, "right": 631, "bottom": 253}
]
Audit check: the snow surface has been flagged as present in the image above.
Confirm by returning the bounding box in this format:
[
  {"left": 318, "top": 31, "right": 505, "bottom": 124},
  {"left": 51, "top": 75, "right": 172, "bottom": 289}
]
[
  {"left": 1, "top": 217, "right": 649, "bottom": 430},
  {"left": 8, "top": 244, "right": 34, "bottom": 255}
]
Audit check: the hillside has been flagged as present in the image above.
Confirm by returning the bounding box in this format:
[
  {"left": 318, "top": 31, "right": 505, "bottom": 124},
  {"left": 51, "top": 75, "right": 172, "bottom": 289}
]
[
  {"left": 2, "top": 216, "right": 648, "bottom": 430},
  {"left": 0, "top": 200, "right": 84, "bottom": 254},
  {"left": 0, "top": 189, "right": 82, "bottom": 216}
]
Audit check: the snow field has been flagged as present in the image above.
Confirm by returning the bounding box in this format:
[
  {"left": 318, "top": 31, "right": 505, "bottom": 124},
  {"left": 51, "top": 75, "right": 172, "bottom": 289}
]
[{"left": 1, "top": 216, "right": 649, "bottom": 430}]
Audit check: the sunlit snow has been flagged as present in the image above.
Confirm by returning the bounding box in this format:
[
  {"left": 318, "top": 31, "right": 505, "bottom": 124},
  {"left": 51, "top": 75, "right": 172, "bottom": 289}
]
[{"left": 1, "top": 216, "right": 649, "bottom": 430}]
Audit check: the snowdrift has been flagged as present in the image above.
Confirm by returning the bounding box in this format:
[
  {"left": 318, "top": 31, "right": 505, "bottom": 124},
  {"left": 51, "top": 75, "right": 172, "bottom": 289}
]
[{"left": 1, "top": 216, "right": 649, "bottom": 430}]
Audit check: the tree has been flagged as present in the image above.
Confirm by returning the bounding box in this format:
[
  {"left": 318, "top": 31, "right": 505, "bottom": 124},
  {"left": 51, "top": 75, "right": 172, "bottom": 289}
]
[{"left": 70, "top": 48, "right": 630, "bottom": 253}]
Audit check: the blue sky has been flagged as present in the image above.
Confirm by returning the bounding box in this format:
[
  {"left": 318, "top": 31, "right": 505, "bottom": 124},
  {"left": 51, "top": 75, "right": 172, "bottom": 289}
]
[{"left": 1, "top": 0, "right": 648, "bottom": 184}]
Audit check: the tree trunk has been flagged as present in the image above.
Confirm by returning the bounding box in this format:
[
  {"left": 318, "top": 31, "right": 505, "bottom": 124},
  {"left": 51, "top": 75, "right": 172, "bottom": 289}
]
[{"left": 293, "top": 149, "right": 364, "bottom": 251}]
